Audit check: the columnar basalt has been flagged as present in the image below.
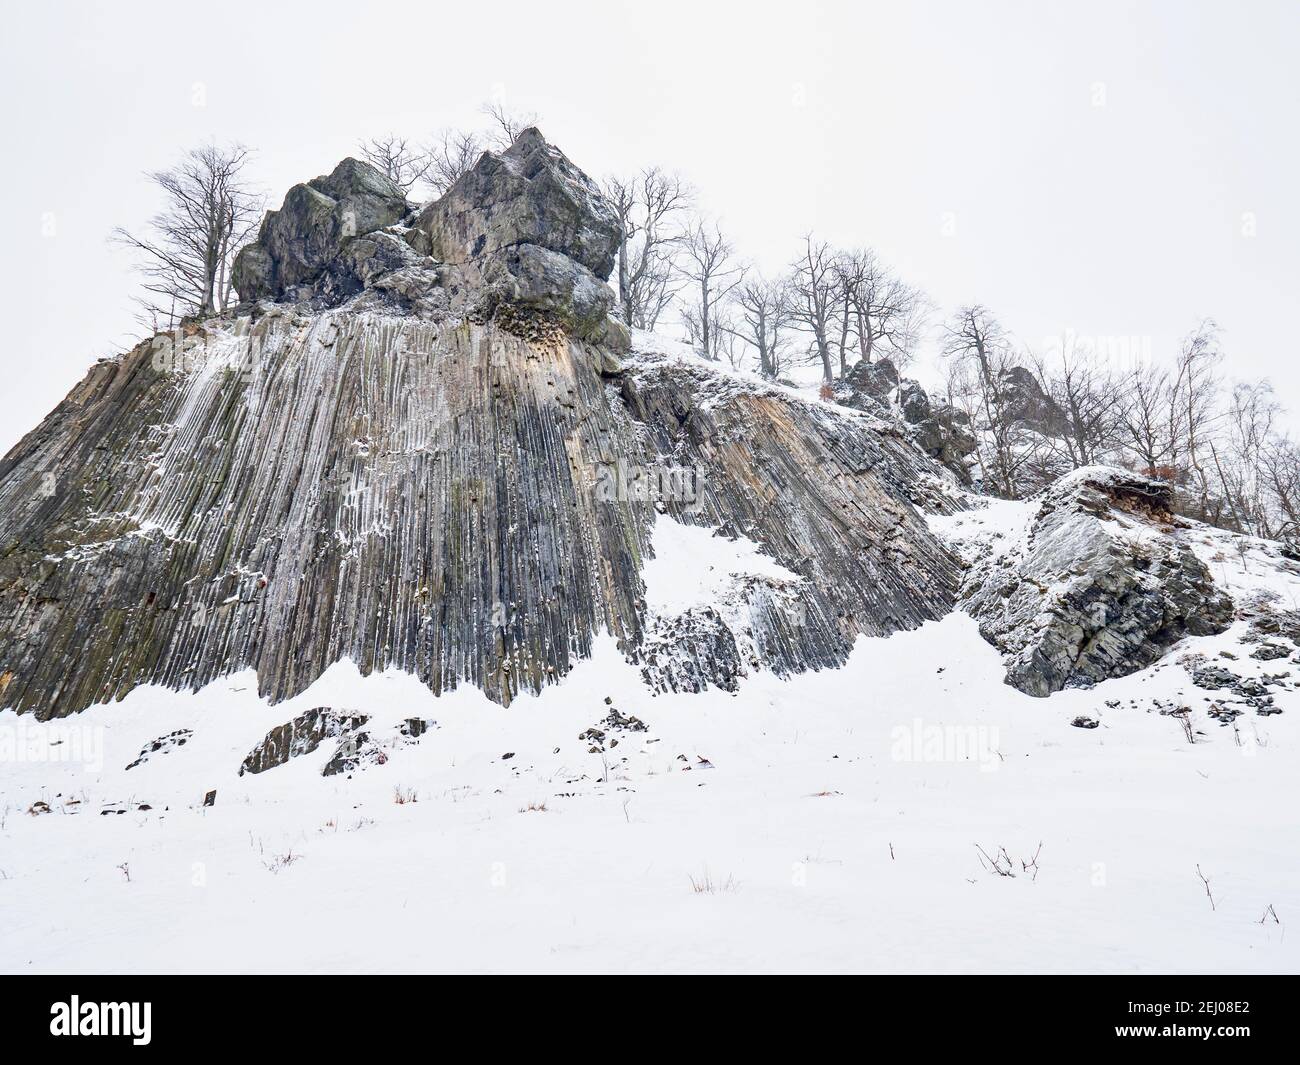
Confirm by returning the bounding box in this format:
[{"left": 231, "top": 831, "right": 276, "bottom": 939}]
[{"left": 0, "top": 129, "right": 968, "bottom": 718}]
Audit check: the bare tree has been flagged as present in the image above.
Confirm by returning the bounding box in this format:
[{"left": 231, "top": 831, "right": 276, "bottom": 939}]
[
  {"left": 112, "top": 143, "right": 261, "bottom": 327},
  {"left": 830, "top": 254, "right": 859, "bottom": 377},
  {"left": 680, "top": 219, "right": 746, "bottom": 361},
  {"left": 1120, "top": 360, "right": 1175, "bottom": 477},
  {"left": 942, "top": 305, "right": 1005, "bottom": 396},
  {"left": 942, "top": 306, "right": 1030, "bottom": 497},
  {"left": 712, "top": 306, "right": 747, "bottom": 371},
  {"left": 603, "top": 169, "right": 692, "bottom": 330},
  {"left": 1261, "top": 436, "right": 1300, "bottom": 542},
  {"left": 727, "top": 275, "right": 792, "bottom": 379},
  {"left": 837, "top": 249, "right": 927, "bottom": 368},
  {"left": 1168, "top": 319, "right": 1224, "bottom": 520},
  {"left": 424, "top": 128, "right": 484, "bottom": 197},
  {"left": 1030, "top": 336, "right": 1124, "bottom": 470},
  {"left": 481, "top": 100, "right": 539, "bottom": 149},
  {"left": 417, "top": 101, "right": 539, "bottom": 199},
  {"left": 357, "top": 135, "right": 429, "bottom": 193},
  {"left": 1217, "top": 379, "right": 1281, "bottom": 535},
  {"left": 787, "top": 236, "right": 841, "bottom": 384}
]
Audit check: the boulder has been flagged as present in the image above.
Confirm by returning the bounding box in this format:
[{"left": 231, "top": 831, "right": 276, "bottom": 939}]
[
  {"left": 897, "top": 381, "right": 976, "bottom": 481},
  {"left": 466, "top": 242, "right": 625, "bottom": 347},
  {"left": 407, "top": 127, "right": 621, "bottom": 279},
  {"left": 232, "top": 158, "right": 409, "bottom": 301},
  {"left": 833, "top": 362, "right": 975, "bottom": 483},
  {"left": 960, "top": 466, "right": 1233, "bottom": 696},
  {"left": 238, "top": 707, "right": 369, "bottom": 775},
  {"left": 996, "top": 366, "right": 1068, "bottom": 437},
  {"left": 841, "top": 357, "right": 899, "bottom": 402}
]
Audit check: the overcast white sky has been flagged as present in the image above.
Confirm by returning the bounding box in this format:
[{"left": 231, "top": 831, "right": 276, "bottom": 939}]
[{"left": 2, "top": 0, "right": 1297, "bottom": 453}]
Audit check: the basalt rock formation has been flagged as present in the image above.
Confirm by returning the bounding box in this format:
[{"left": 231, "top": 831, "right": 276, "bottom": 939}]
[
  {"left": 959, "top": 466, "right": 1233, "bottom": 696},
  {"left": 233, "top": 128, "right": 627, "bottom": 349},
  {"left": 994, "top": 366, "right": 1069, "bottom": 438},
  {"left": 232, "top": 158, "right": 412, "bottom": 302},
  {"left": 3, "top": 130, "right": 1232, "bottom": 719},
  {"left": 834, "top": 358, "right": 976, "bottom": 483},
  {"left": 0, "top": 129, "right": 965, "bottom": 719}
]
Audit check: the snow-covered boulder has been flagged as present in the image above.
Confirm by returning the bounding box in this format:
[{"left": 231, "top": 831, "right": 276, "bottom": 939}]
[
  {"left": 960, "top": 466, "right": 1233, "bottom": 696},
  {"left": 239, "top": 707, "right": 368, "bottom": 776}
]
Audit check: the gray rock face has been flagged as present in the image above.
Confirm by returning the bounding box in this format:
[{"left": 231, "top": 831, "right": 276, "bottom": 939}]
[
  {"left": 0, "top": 313, "right": 961, "bottom": 718},
  {"left": 407, "top": 127, "right": 621, "bottom": 278},
  {"left": 232, "top": 158, "right": 410, "bottom": 302},
  {"left": 839, "top": 358, "right": 899, "bottom": 403},
  {"left": 834, "top": 361, "right": 975, "bottom": 484},
  {"left": 996, "top": 366, "right": 1068, "bottom": 437},
  {"left": 401, "top": 128, "right": 625, "bottom": 347},
  {"left": 897, "top": 382, "right": 976, "bottom": 483},
  {"left": 449, "top": 241, "right": 626, "bottom": 349},
  {"left": 960, "top": 466, "right": 1233, "bottom": 696},
  {"left": 231, "top": 129, "right": 627, "bottom": 349},
  {"left": 638, "top": 606, "right": 744, "bottom": 694},
  {"left": 239, "top": 707, "right": 369, "bottom": 775}
]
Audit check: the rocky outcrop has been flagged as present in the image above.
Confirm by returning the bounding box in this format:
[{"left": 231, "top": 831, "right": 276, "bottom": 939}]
[
  {"left": 232, "top": 158, "right": 410, "bottom": 302},
  {"left": 995, "top": 366, "right": 1068, "bottom": 437},
  {"left": 897, "top": 382, "right": 977, "bottom": 483},
  {"left": 406, "top": 128, "right": 620, "bottom": 277},
  {"left": 834, "top": 359, "right": 976, "bottom": 483},
  {"left": 0, "top": 129, "right": 1281, "bottom": 725},
  {"left": 403, "top": 128, "right": 625, "bottom": 348},
  {"left": 232, "top": 129, "right": 627, "bottom": 349},
  {"left": 0, "top": 131, "right": 967, "bottom": 719},
  {"left": 837, "top": 358, "right": 899, "bottom": 405},
  {"left": 0, "top": 311, "right": 962, "bottom": 717},
  {"left": 959, "top": 466, "right": 1233, "bottom": 696},
  {"left": 239, "top": 708, "right": 368, "bottom": 775}
]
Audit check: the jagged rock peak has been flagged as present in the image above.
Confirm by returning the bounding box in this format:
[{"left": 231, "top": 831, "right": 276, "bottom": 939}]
[
  {"left": 407, "top": 126, "right": 622, "bottom": 280},
  {"left": 231, "top": 128, "right": 628, "bottom": 349},
  {"left": 232, "top": 157, "right": 410, "bottom": 302}
]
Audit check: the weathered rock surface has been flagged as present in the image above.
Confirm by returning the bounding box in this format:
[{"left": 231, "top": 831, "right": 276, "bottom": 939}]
[
  {"left": 239, "top": 708, "right": 368, "bottom": 775},
  {"left": 897, "top": 382, "right": 977, "bottom": 483},
  {"left": 232, "top": 128, "right": 627, "bottom": 349},
  {"left": 834, "top": 359, "right": 976, "bottom": 483},
  {"left": 0, "top": 311, "right": 962, "bottom": 717},
  {"left": 407, "top": 128, "right": 621, "bottom": 277},
  {"left": 959, "top": 466, "right": 1233, "bottom": 696},
  {"left": 232, "top": 158, "right": 410, "bottom": 302},
  {"left": 995, "top": 366, "right": 1068, "bottom": 437},
  {"left": 838, "top": 358, "right": 899, "bottom": 404}
]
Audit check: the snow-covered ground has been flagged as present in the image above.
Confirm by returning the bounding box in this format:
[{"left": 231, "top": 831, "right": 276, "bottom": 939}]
[{"left": 1, "top": 507, "right": 1297, "bottom": 974}]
